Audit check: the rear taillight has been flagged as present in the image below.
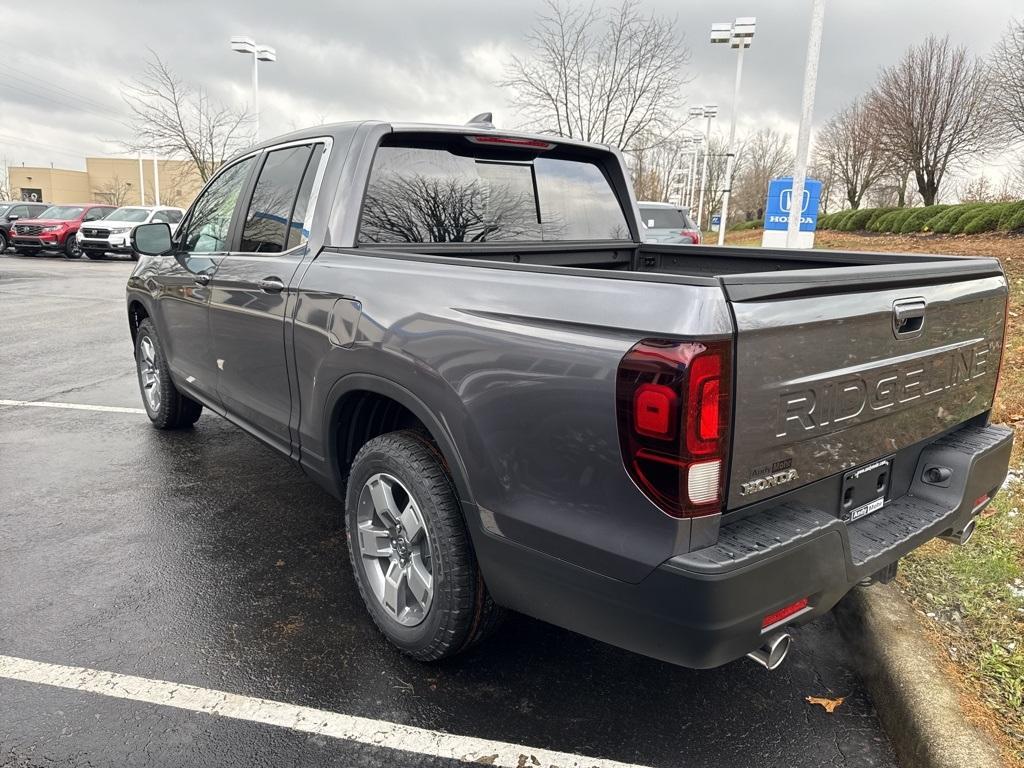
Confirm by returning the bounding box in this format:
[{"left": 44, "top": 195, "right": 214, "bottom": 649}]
[{"left": 616, "top": 339, "right": 732, "bottom": 517}]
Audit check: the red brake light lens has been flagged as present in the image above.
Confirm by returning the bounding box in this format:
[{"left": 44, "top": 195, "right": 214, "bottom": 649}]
[
  {"left": 616, "top": 339, "right": 732, "bottom": 518},
  {"left": 466, "top": 135, "right": 556, "bottom": 150}
]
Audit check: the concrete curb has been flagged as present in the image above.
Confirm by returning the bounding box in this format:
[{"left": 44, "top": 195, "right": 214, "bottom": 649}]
[{"left": 834, "top": 583, "right": 1005, "bottom": 768}]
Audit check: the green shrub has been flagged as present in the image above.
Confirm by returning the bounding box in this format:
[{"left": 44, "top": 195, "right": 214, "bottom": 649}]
[
  {"left": 817, "top": 212, "right": 834, "bottom": 229},
  {"left": 888, "top": 208, "right": 918, "bottom": 233},
  {"left": 730, "top": 219, "right": 763, "bottom": 231},
  {"left": 900, "top": 205, "right": 949, "bottom": 233},
  {"left": 932, "top": 204, "right": 982, "bottom": 234},
  {"left": 841, "top": 207, "right": 883, "bottom": 231},
  {"left": 866, "top": 210, "right": 894, "bottom": 232},
  {"left": 951, "top": 203, "right": 1005, "bottom": 235},
  {"left": 997, "top": 200, "right": 1024, "bottom": 231},
  {"left": 1002, "top": 203, "right": 1024, "bottom": 233},
  {"left": 824, "top": 210, "right": 851, "bottom": 230},
  {"left": 962, "top": 205, "right": 1005, "bottom": 235}
]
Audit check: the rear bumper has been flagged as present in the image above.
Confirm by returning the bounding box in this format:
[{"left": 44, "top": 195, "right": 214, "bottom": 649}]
[{"left": 476, "top": 423, "right": 1012, "bottom": 669}]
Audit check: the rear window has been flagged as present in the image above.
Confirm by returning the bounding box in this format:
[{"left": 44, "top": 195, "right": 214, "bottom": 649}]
[
  {"left": 640, "top": 207, "right": 694, "bottom": 229},
  {"left": 357, "top": 140, "right": 630, "bottom": 244}
]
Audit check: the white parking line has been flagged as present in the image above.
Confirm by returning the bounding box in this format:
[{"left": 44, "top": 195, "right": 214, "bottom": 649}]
[
  {"left": 0, "top": 399, "right": 145, "bottom": 414},
  {"left": 0, "top": 654, "right": 651, "bottom": 768}
]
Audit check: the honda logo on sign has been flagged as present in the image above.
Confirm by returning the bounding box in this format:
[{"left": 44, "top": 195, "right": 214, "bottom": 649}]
[{"left": 779, "top": 188, "right": 811, "bottom": 215}]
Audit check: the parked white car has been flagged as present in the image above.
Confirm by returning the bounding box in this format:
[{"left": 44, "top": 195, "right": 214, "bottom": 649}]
[{"left": 77, "top": 206, "right": 184, "bottom": 260}]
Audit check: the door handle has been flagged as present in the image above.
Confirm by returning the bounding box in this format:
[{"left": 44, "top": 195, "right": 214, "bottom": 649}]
[
  {"left": 258, "top": 277, "right": 285, "bottom": 293},
  {"left": 193, "top": 273, "right": 211, "bottom": 286}
]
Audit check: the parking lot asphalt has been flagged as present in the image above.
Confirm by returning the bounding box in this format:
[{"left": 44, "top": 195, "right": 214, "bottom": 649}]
[{"left": 0, "top": 253, "right": 897, "bottom": 768}]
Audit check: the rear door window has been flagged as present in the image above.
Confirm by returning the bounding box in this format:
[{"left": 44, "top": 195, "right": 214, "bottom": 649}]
[
  {"left": 240, "top": 145, "right": 315, "bottom": 253},
  {"left": 357, "top": 140, "right": 630, "bottom": 244}
]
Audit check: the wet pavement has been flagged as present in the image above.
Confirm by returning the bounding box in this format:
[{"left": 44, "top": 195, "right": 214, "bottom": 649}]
[{"left": 0, "top": 254, "right": 897, "bottom": 767}]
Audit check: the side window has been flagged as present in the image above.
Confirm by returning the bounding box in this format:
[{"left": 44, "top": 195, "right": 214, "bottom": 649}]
[
  {"left": 152, "top": 210, "right": 170, "bottom": 223},
  {"left": 287, "top": 144, "right": 324, "bottom": 249},
  {"left": 10, "top": 205, "right": 30, "bottom": 218},
  {"left": 240, "top": 144, "right": 314, "bottom": 253},
  {"left": 84, "top": 208, "right": 107, "bottom": 221},
  {"left": 166, "top": 210, "right": 183, "bottom": 224},
  {"left": 181, "top": 157, "right": 256, "bottom": 253}
]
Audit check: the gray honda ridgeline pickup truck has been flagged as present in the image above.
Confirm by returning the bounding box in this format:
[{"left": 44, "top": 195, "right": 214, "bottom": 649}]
[{"left": 126, "top": 119, "right": 1012, "bottom": 671}]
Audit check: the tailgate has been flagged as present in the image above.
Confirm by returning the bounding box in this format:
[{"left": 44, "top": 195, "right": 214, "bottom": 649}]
[{"left": 721, "top": 260, "right": 1007, "bottom": 509}]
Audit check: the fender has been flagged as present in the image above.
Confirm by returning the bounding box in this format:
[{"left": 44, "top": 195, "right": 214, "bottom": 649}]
[{"left": 318, "top": 372, "right": 476, "bottom": 508}]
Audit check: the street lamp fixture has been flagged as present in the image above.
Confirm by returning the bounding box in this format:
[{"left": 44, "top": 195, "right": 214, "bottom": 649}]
[
  {"left": 231, "top": 36, "right": 277, "bottom": 141},
  {"left": 710, "top": 17, "right": 756, "bottom": 245}
]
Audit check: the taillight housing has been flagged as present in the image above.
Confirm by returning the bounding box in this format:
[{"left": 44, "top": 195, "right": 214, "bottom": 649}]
[{"left": 616, "top": 339, "right": 732, "bottom": 517}]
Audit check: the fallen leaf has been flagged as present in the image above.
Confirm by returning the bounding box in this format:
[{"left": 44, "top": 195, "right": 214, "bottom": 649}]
[{"left": 806, "top": 695, "right": 845, "bottom": 713}]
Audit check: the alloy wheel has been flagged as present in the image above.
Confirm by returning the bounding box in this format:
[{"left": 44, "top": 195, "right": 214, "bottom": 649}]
[{"left": 356, "top": 472, "right": 434, "bottom": 626}]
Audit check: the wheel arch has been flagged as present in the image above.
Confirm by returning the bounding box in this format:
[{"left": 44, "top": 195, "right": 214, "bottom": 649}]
[
  {"left": 127, "top": 298, "right": 151, "bottom": 344},
  {"left": 323, "top": 373, "right": 476, "bottom": 508}
]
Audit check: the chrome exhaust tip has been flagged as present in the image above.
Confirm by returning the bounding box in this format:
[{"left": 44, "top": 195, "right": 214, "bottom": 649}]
[
  {"left": 747, "top": 633, "right": 792, "bottom": 670},
  {"left": 940, "top": 517, "right": 977, "bottom": 546}
]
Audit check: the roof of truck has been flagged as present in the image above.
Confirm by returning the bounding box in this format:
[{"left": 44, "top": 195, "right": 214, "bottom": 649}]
[{"left": 245, "top": 120, "right": 615, "bottom": 157}]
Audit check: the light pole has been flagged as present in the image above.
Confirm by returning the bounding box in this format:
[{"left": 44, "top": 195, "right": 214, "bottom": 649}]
[
  {"left": 711, "top": 17, "right": 755, "bottom": 245},
  {"left": 786, "top": 0, "right": 826, "bottom": 248},
  {"left": 691, "top": 104, "right": 718, "bottom": 231},
  {"left": 687, "top": 135, "right": 702, "bottom": 212},
  {"left": 231, "top": 36, "right": 277, "bottom": 141}
]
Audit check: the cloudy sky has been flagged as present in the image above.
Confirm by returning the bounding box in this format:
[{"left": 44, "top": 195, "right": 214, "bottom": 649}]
[{"left": 1, "top": 0, "right": 1020, "bottom": 185}]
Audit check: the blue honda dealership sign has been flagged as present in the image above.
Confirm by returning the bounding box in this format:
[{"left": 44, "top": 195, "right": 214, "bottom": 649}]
[{"left": 762, "top": 177, "right": 823, "bottom": 248}]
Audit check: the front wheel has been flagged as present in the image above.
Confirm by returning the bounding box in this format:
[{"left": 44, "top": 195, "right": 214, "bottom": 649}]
[
  {"left": 346, "top": 430, "right": 503, "bottom": 661},
  {"left": 135, "top": 318, "right": 203, "bottom": 429},
  {"left": 0, "top": 231, "right": 7, "bottom": 252},
  {"left": 64, "top": 236, "right": 81, "bottom": 259}
]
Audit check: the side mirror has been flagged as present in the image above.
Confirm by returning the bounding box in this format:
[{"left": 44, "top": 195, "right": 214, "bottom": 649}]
[
  {"left": 132, "top": 222, "right": 173, "bottom": 256},
  {"left": 7, "top": 214, "right": 19, "bottom": 221}
]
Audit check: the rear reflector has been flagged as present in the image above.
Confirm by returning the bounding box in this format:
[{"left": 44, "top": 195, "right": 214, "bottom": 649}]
[
  {"left": 762, "top": 597, "right": 809, "bottom": 629},
  {"left": 634, "top": 384, "right": 678, "bottom": 439}
]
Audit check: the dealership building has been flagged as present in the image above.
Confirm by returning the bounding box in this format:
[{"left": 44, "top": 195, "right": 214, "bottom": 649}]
[{"left": 7, "top": 157, "right": 203, "bottom": 208}]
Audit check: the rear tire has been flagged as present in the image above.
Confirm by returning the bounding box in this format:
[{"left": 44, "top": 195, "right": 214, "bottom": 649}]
[
  {"left": 135, "top": 318, "right": 203, "bottom": 429},
  {"left": 84, "top": 249, "right": 105, "bottom": 260},
  {"left": 345, "top": 430, "right": 503, "bottom": 661},
  {"left": 0, "top": 232, "right": 7, "bottom": 252}
]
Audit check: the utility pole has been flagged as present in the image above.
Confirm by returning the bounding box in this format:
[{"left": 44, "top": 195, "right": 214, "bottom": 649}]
[{"left": 137, "top": 153, "right": 145, "bottom": 206}]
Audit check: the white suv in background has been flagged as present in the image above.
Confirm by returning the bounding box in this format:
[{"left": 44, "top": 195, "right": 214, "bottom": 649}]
[{"left": 77, "top": 206, "right": 184, "bottom": 260}]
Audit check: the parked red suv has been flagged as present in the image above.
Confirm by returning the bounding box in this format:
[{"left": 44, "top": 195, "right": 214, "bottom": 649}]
[{"left": 10, "top": 203, "right": 115, "bottom": 258}]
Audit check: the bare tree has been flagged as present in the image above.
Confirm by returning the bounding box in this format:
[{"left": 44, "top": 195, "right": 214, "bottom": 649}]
[
  {"left": 121, "top": 51, "right": 252, "bottom": 183},
  {"left": 956, "top": 173, "right": 1019, "bottom": 203},
  {"left": 870, "top": 35, "right": 999, "bottom": 205},
  {"left": 989, "top": 18, "right": 1024, "bottom": 142},
  {"left": 629, "top": 133, "right": 692, "bottom": 202},
  {"left": 96, "top": 175, "right": 133, "bottom": 206},
  {"left": 0, "top": 157, "right": 12, "bottom": 201},
  {"left": 501, "top": 0, "right": 690, "bottom": 152},
  {"left": 732, "top": 127, "right": 793, "bottom": 220},
  {"left": 695, "top": 135, "right": 744, "bottom": 230},
  {"left": 814, "top": 97, "right": 887, "bottom": 209},
  {"left": 359, "top": 174, "right": 545, "bottom": 243}
]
